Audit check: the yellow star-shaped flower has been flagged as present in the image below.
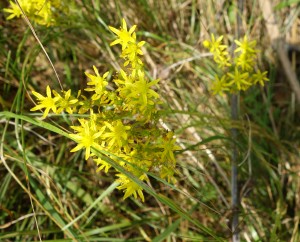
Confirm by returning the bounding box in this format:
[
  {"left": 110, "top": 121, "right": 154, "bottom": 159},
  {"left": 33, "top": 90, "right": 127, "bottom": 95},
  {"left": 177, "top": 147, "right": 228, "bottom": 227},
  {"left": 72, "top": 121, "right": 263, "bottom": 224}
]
[{"left": 30, "top": 85, "right": 59, "bottom": 119}]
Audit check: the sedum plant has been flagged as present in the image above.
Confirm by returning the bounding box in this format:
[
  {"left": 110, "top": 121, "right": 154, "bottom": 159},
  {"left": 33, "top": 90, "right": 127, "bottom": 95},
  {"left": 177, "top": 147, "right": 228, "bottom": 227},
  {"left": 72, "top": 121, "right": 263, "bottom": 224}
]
[
  {"left": 30, "top": 19, "right": 179, "bottom": 202},
  {"left": 203, "top": 34, "right": 269, "bottom": 241},
  {"left": 203, "top": 34, "right": 269, "bottom": 95}
]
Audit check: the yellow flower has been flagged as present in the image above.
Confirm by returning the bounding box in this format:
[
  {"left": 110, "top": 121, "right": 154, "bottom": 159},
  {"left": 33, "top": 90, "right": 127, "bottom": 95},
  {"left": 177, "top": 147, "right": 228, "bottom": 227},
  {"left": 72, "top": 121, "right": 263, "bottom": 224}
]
[
  {"left": 53, "top": 89, "right": 78, "bottom": 114},
  {"left": 211, "top": 75, "right": 232, "bottom": 95},
  {"left": 158, "top": 132, "right": 180, "bottom": 163},
  {"left": 204, "top": 34, "right": 269, "bottom": 94},
  {"left": 203, "top": 34, "right": 225, "bottom": 52},
  {"left": 84, "top": 66, "right": 109, "bottom": 101},
  {"left": 3, "top": 0, "right": 66, "bottom": 26},
  {"left": 234, "top": 36, "right": 257, "bottom": 54},
  {"left": 121, "top": 41, "right": 145, "bottom": 68},
  {"left": 94, "top": 157, "right": 111, "bottom": 173},
  {"left": 252, "top": 70, "right": 269, "bottom": 86},
  {"left": 234, "top": 53, "right": 255, "bottom": 71},
  {"left": 227, "top": 68, "right": 250, "bottom": 91},
  {"left": 208, "top": 34, "right": 227, "bottom": 53},
  {"left": 109, "top": 18, "right": 137, "bottom": 50},
  {"left": 115, "top": 69, "right": 135, "bottom": 98},
  {"left": 3, "top": 1, "right": 22, "bottom": 20},
  {"left": 214, "top": 53, "right": 231, "bottom": 69},
  {"left": 30, "top": 85, "right": 59, "bottom": 119},
  {"left": 70, "top": 118, "right": 105, "bottom": 160},
  {"left": 102, "top": 120, "right": 131, "bottom": 150},
  {"left": 116, "top": 173, "right": 148, "bottom": 202},
  {"left": 126, "top": 71, "right": 160, "bottom": 109},
  {"left": 203, "top": 34, "right": 231, "bottom": 69}
]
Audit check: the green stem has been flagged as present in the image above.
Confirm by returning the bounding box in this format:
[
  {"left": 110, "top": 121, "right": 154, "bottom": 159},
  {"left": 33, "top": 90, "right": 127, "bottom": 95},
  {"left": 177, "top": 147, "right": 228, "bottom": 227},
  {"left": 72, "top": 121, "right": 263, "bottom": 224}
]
[
  {"left": 231, "top": 93, "right": 239, "bottom": 241},
  {"left": 231, "top": 0, "right": 243, "bottom": 240}
]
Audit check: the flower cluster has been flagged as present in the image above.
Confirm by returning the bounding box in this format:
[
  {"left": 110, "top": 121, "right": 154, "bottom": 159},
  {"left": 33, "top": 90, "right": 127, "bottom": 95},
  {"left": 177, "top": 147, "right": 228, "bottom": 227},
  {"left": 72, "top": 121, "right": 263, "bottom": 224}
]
[
  {"left": 30, "top": 19, "right": 179, "bottom": 202},
  {"left": 203, "top": 34, "right": 269, "bottom": 95},
  {"left": 3, "top": 0, "right": 67, "bottom": 26}
]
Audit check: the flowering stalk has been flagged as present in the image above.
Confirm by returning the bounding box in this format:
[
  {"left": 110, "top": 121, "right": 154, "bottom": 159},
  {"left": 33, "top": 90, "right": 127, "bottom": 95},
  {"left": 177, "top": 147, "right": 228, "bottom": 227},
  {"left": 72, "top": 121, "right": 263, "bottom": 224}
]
[
  {"left": 30, "top": 19, "right": 180, "bottom": 202},
  {"left": 203, "top": 31, "right": 269, "bottom": 240},
  {"left": 203, "top": 34, "right": 269, "bottom": 95}
]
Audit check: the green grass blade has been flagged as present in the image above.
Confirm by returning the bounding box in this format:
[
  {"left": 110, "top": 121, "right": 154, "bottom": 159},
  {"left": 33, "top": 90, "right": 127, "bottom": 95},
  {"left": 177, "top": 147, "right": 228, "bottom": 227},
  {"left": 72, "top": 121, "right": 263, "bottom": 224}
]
[
  {"left": 152, "top": 218, "right": 181, "bottom": 242},
  {"left": 62, "top": 182, "right": 118, "bottom": 231},
  {"left": 29, "top": 178, "right": 80, "bottom": 239}
]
